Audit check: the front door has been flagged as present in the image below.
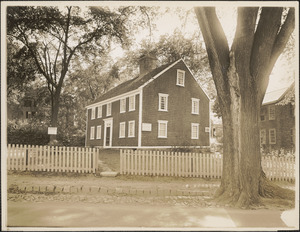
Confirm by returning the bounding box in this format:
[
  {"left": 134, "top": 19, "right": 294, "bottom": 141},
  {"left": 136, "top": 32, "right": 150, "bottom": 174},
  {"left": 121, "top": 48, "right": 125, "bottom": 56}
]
[
  {"left": 103, "top": 118, "right": 113, "bottom": 148},
  {"left": 105, "top": 126, "right": 111, "bottom": 147}
]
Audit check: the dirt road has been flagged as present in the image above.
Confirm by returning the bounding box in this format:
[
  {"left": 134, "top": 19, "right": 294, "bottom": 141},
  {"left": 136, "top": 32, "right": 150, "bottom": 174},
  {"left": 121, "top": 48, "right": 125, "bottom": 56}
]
[{"left": 7, "top": 201, "right": 291, "bottom": 228}]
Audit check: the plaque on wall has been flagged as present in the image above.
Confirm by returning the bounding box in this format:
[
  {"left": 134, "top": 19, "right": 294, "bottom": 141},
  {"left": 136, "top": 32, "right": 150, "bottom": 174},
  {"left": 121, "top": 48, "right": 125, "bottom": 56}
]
[{"left": 142, "top": 123, "right": 152, "bottom": 131}]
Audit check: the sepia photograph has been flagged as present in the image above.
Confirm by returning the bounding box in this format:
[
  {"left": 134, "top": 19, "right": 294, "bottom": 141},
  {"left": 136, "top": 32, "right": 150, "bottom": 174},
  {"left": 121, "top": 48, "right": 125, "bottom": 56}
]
[{"left": 1, "top": 1, "right": 299, "bottom": 230}]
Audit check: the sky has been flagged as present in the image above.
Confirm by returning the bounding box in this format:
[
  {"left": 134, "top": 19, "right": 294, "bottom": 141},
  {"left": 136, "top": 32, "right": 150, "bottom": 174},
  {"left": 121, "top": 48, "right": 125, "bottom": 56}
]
[{"left": 110, "top": 5, "right": 295, "bottom": 93}]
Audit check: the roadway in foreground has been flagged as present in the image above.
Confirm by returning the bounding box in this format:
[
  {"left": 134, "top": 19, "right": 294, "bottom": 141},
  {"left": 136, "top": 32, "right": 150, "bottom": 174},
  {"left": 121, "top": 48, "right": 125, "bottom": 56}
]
[{"left": 6, "top": 201, "right": 297, "bottom": 230}]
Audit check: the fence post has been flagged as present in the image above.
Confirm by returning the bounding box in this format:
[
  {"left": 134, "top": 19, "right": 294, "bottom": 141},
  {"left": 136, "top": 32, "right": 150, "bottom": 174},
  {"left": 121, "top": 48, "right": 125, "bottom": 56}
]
[
  {"left": 145, "top": 150, "right": 148, "bottom": 176},
  {"left": 149, "top": 150, "right": 153, "bottom": 176},
  {"left": 119, "top": 149, "right": 122, "bottom": 175}
]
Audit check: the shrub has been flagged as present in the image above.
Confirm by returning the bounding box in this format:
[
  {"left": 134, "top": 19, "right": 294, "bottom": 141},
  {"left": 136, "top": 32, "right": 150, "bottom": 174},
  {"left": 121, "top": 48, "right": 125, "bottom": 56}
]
[{"left": 7, "top": 120, "right": 50, "bottom": 145}]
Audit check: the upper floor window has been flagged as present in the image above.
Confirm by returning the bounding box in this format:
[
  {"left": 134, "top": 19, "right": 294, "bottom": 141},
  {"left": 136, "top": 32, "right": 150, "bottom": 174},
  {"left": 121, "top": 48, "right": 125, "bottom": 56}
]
[
  {"left": 119, "top": 122, "right": 126, "bottom": 138},
  {"left": 159, "top": 93, "right": 168, "bottom": 111},
  {"left": 106, "top": 102, "right": 112, "bottom": 116},
  {"left": 260, "top": 129, "right": 266, "bottom": 144},
  {"left": 260, "top": 107, "right": 266, "bottom": 121},
  {"left": 91, "top": 107, "right": 95, "bottom": 120},
  {"left": 120, "top": 98, "right": 126, "bottom": 113},
  {"left": 97, "top": 106, "right": 102, "bottom": 118},
  {"left": 96, "top": 125, "right": 102, "bottom": 139},
  {"left": 191, "top": 123, "right": 199, "bottom": 139},
  {"left": 269, "top": 129, "right": 276, "bottom": 144},
  {"left": 128, "top": 120, "right": 135, "bottom": 137},
  {"left": 158, "top": 120, "right": 168, "bottom": 138},
  {"left": 269, "top": 105, "right": 275, "bottom": 120},
  {"left": 90, "top": 126, "right": 95, "bottom": 140},
  {"left": 192, "top": 98, "right": 200, "bottom": 114},
  {"left": 176, "top": 69, "right": 185, "bottom": 87},
  {"left": 129, "top": 95, "right": 135, "bottom": 111}
]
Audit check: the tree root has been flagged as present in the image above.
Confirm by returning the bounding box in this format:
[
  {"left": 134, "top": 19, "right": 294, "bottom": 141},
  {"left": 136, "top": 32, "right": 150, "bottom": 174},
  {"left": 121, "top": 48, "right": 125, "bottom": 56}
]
[
  {"left": 212, "top": 174, "right": 294, "bottom": 209},
  {"left": 259, "top": 174, "right": 294, "bottom": 200}
]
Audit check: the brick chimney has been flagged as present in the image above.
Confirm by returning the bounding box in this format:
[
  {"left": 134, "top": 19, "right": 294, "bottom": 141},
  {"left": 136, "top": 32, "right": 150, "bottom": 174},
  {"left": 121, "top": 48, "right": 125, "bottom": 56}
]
[{"left": 139, "top": 52, "right": 157, "bottom": 76}]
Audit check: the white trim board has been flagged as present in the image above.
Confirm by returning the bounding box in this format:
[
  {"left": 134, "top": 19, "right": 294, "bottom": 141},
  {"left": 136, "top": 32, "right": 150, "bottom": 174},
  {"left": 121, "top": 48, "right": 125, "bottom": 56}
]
[
  {"left": 86, "top": 89, "right": 140, "bottom": 109},
  {"left": 181, "top": 59, "right": 211, "bottom": 101},
  {"left": 88, "top": 146, "right": 211, "bottom": 149}
]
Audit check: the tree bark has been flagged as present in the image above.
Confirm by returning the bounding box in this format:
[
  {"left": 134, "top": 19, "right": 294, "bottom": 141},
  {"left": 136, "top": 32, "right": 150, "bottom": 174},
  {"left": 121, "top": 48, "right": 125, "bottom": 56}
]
[{"left": 195, "top": 6, "right": 295, "bottom": 208}]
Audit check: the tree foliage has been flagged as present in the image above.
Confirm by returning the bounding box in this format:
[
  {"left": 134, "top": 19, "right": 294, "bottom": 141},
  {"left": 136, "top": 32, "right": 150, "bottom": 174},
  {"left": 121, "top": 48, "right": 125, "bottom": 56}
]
[
  {"left": 7, "top": 6, "right": 132, "bottom": 143},
  {"left": 7, "top": 38, "right": 37, "bottom": 97}
]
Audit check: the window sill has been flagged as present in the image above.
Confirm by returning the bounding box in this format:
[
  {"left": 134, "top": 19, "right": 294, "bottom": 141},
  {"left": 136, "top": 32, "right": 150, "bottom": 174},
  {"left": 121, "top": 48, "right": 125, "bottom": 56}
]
[{"left": 158, "top": 109, "right": 168, "bottom": 112}]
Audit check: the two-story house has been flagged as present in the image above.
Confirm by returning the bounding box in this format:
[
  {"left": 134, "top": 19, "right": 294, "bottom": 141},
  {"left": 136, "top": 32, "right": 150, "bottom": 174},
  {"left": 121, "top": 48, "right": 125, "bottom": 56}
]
[
  {"left": 85, "top": 54, "right": 210, "bottom": 149},
  {"left": 7, "top": 96, "right": 37, "bottom": 121},
  {"left": 259, "top": 83, "right": 295, "bottom": 152}
]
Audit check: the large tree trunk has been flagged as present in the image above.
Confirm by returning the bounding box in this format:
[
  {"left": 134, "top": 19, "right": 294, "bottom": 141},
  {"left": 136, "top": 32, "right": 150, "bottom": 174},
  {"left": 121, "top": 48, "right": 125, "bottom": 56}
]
[
  {"left": 49, "top": 88, "right": 61, "bottom": 144},
  {"left": 194, "top": 7, "right": 295, "bottom": 208}
]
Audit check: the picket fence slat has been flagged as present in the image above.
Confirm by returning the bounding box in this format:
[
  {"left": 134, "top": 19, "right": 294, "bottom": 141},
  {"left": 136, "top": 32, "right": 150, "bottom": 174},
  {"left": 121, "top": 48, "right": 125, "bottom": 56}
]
[
  {"left": 7, "top": 144, "right": 98, "bottom": 173},
  {"left": 120, "top": 150, "right": 295, "bottom": 182}
]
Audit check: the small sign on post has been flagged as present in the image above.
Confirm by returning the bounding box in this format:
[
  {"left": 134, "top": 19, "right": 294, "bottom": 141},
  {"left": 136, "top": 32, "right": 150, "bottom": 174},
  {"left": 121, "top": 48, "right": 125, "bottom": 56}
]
[{"left": 48, "top": 127, "right": 57, "bottom": 135}]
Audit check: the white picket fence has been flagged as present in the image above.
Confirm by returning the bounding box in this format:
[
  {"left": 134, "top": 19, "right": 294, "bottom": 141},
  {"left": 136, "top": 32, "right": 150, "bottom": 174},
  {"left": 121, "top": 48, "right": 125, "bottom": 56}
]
[
  {"left": 262, "top": 155, "right": 295, "bottom": 182},
  {"left": 120, "top": 150, "right": 223, "bottom": 178},
  {"left": 7, "top": 144, "right": 99, "bottom": 173},
  {"left": 120, "top": 150, "right": 295, "bottom": 181}
]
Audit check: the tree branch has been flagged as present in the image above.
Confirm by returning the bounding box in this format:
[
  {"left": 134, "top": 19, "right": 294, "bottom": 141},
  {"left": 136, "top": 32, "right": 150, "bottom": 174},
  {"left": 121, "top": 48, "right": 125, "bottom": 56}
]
[
  {"left": 250, "top": 7, "right": 283, "bottom": 80},
  {"left": 232, "top": 7, "right": 258, "bottom": 85},
  {"left": 270, "top": 8, "right": 295, "bottom": 70},
  {"left": 194, "top": 7, "right": 230, "bottom": 110},
  {"left": 255, "top": 7, "right": 295, "bottom": 101}
]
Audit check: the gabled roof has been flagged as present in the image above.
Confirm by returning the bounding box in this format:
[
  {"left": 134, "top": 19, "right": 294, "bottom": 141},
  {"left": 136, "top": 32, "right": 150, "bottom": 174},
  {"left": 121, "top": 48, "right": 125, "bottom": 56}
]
[
  {"left": 262, "top": 83, "right": 294, "bottom": 105},
  {"left": 87, "top": 59, "right": 180, "bottom": 106}
]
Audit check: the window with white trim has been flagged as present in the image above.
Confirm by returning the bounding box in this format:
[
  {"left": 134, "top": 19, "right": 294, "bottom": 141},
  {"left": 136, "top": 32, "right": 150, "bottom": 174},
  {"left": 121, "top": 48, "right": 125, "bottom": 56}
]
[
  {"left": 191, "top": 123, "right": 199, "bottom": 139},
  {"left": 128, "top": 120, "right": 135, "bottom": 137},
  {"left": 119, "top": 122, "right": 125, "bottom": 138},
  {"left": 260, "top": 129, "right": 266, "bottom": 144},
  {"left": 120, "top": 98, "right": 126, "bottom": 113},
  {"left": 96, "top": 125, "right": 102, "bottom": 139},
  {"left": 106, "top": 102, "right": 112, "bottom": 116},
  {"left": 192, "top": 98, "right": 200, "bottom": 114},
  {"left": 269, "top": 105, "right": 275, "bottom": 120},
  {"left": 90, "top": 126, "right": 95, "bottom": 140},
  {"left": 260, "top": 107, "right": 266, "bottom": 122},
  {"left": 91, "top": 108, "right": 95, "bottom": 120},
  {"left": 97, "top": 106, "right": 102, "bottom": 118},
  {"left": 158, "top": 120, "right": 168, "bottom": 138},
  {"left": 129, "top": 95, "right": 135, "bottom": 111},
  {"left": 269, "top": 129, "right": 276, "bottom": 144},
  {"left": 176, "top": 69, "right": 185, "bottom": 86},
  {"left": 159, "top": 93, "right": 168, "bottom": 111}
]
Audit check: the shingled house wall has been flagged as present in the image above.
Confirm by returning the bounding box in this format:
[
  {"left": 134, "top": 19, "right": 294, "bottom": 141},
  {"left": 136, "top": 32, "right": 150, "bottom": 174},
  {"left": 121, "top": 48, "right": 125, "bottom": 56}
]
[
  {"left": 141, "top": 61, "right": 210, "bottom": 147},
  {"left": 85, "top": 59, "right": 210, "bottom": 148}
]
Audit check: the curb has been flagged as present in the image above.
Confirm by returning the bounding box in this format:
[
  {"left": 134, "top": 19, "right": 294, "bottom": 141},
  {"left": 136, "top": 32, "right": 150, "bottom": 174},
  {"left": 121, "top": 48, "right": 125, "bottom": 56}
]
[{"left": 8, "top": 184, "right": 217, "bottom": 197}]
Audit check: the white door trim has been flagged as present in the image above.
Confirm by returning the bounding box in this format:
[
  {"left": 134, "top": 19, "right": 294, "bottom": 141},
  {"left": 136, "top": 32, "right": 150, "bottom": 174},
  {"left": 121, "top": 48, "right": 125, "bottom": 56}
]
[{"left": 103, "top": 118, "right": 113, "bottom": 148}]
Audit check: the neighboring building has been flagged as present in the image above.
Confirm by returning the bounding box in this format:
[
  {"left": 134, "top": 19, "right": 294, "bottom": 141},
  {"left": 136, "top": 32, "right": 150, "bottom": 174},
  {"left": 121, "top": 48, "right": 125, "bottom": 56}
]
[
  {"left": 259, "top": 84, "right": 295, "bottom": 152},
  {"left": 85, "top": 55, "right": 210, "bottom": 148},
  {"left": 7, "top": 96, "right": 37, "bottom": 121}
]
